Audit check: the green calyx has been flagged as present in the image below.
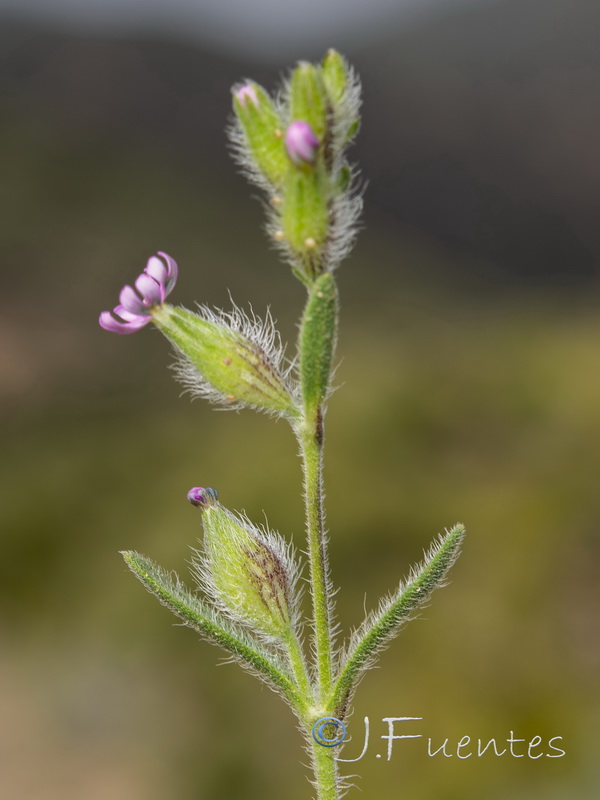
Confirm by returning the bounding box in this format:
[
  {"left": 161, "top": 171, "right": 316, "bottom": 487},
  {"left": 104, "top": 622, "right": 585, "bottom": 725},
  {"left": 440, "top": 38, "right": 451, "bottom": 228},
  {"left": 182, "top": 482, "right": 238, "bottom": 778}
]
[
  {"left": 321, "top": 49, "right": 347, "bottom": 104},
  {"left": 320, "top": 49, "right": 360, "bottom": 164},
  {"left": 199, "top": 502, "right": 297, "bottom": 641},
  {"left": 152, "top": 304, "right": 298, "bottom": 418},
  {"left": 233, "top": 82, "right": 288, "bottom": 186},
  {"left": 289, "top": 62, "right": 328, "bottom": 141},
  {"left": 280, "top": 164, "right": 330, "bottom": 278}
]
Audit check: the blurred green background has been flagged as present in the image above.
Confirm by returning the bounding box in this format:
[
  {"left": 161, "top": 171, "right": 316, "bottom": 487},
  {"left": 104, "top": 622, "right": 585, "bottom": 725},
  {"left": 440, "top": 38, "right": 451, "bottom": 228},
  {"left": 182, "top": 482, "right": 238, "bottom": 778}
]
[{"left": 1, "top": 1, "right": 599, "bottom": 798}]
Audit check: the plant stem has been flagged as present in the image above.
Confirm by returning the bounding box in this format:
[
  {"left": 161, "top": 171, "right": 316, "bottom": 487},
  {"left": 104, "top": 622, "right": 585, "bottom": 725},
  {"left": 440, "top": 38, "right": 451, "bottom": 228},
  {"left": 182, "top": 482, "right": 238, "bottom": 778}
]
[
  {"left": 285, "top": 630, "right": 313, "bottom": 701},
  {"left": 296, "top": 273, "right": 340, "bottom": 796},
  {"left": 310, "top": 737, "right": 339, "bottom": 800},
  {"left": 299, "top": 408, "right": 333, "bottom": 702}
]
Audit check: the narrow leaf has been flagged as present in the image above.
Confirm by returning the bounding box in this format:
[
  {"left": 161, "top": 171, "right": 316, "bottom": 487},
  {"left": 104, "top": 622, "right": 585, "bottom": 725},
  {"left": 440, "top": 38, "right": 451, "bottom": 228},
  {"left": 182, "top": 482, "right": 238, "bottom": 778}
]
[
  {"left": 329, "top": 523, "right": 465, "bottom": 716},
  {"left": 298, "top": 272, "right": 338, "bottom": 412},
  {"left": 122, "top": 550, "right": 304, "bottom": 709}
]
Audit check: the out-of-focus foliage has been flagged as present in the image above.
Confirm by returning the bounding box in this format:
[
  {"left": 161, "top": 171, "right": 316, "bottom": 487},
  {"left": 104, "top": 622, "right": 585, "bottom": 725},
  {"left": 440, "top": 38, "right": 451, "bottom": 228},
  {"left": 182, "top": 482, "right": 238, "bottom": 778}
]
[{"left": 1, "top": 4, "right": 599, "bottom": 798}]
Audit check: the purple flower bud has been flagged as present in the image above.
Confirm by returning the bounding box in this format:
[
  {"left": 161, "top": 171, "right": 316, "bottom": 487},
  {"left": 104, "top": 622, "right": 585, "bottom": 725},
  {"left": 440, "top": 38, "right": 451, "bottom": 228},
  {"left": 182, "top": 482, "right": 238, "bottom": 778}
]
[
  {"left": 99, "top": 251, "right": 178, "bottom": 334},
  {"left": 285, "top": 121, "right": 320, "bottom": 165},
  {"left": 187, "top": 487, "right": 219, "bottom": 508},
  {"left": 235, "top": 84, "right": 259, "bottom": 108}
]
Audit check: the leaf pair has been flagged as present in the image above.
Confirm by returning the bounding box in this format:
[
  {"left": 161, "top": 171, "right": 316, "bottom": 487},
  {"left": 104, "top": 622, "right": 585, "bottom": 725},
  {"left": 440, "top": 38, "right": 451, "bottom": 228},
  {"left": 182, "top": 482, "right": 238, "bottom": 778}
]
[{"left": 122, "top": 509, "right": 464, "bottom": 722}]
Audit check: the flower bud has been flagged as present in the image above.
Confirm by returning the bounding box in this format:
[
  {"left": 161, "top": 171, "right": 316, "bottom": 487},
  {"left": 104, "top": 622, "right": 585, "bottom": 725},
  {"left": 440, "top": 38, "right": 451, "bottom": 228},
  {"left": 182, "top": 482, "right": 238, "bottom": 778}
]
[
  {"left": 194, "top": 498, "right": 299, "bottom": 641},
  {"left": 187, "top": 487, "right": 219, "bottom": 508},
  {"left": 234, "top": 83, "right": 259, "bottom": 108},
  {"left": 231, "top": 81, "right": 288, "bottom": 186},
  {"left": 152, "top": 304, "right": 298, "bottom": 418},
  {"left": 285, "top": 121, "right": 320, "bottom": 166}
]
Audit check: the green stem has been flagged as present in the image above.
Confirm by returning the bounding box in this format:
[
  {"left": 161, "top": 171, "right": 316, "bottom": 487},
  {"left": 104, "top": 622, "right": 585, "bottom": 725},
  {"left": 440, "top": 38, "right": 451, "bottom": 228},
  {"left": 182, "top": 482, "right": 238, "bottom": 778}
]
[
  {"left": 311, "top": 737, "right": 339, "bottom": 800},
  {"left": 295, "top": 272, "right": 340, "bottom": 795},
  {"left": 284, "top": 630, "right": 313, "bottom": 701},
  {"left": 299, "top": 410, "right": 334, "bottom": 702}
]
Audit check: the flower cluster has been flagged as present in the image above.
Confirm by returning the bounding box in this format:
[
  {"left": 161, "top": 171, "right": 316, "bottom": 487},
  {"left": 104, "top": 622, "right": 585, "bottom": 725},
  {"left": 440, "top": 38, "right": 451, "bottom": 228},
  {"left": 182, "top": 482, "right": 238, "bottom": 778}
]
[
  {"left": 229, "top": 51, "right": 362, "bottom": 282},
  {"left": 99, "top": 252, "right": 178, "bottom": 334}
]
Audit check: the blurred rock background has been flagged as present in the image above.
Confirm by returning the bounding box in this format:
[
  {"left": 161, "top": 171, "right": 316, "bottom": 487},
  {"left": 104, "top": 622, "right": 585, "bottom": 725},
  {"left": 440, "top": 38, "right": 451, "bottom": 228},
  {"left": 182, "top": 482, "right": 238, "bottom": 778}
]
[{"left": 1, "top": 0, "right": 599, "bottom": 798}]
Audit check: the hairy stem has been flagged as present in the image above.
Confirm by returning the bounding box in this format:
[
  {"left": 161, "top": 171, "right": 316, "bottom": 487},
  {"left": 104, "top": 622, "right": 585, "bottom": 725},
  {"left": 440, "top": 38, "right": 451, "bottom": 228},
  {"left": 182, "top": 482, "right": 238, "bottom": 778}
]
[
  {"left": 299, "top": 409, "right": 334, "bottom": 702},
  {"left": 285, "top": 629, "right": 313, "bottom": 700},
  {"left": 296, "top": 272, "right": 339, "bottom": 705},
  {"left": 311, "top": 737, "right": 339, "bottom": 800}
]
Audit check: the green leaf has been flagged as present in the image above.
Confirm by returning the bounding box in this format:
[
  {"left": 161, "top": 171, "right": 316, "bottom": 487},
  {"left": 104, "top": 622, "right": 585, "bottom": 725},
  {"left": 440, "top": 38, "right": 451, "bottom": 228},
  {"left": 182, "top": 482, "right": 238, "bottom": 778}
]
[
  {"left": 121, "top": 550, "right": 304, "bottom": 709},
  {"left": 328, "top": 523, "right": 465, "bottom": 717},
  {"left": 298, "top": 272, "right": 338, "bottom": 413}
]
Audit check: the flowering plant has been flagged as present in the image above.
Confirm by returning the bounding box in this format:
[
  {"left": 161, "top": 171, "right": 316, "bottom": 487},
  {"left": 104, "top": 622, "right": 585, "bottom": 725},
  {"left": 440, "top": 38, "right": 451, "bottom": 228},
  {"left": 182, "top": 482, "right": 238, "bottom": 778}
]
[{"left": 100, "top": 50, "right": 465, "bottom": 800}]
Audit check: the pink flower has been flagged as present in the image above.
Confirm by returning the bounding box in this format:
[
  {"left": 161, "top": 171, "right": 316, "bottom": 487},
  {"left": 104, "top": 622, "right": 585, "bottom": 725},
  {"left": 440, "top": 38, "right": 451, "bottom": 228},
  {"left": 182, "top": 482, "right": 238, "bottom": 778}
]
[{"left": 99, "top": 252, "right": 178, "bottom": 334}]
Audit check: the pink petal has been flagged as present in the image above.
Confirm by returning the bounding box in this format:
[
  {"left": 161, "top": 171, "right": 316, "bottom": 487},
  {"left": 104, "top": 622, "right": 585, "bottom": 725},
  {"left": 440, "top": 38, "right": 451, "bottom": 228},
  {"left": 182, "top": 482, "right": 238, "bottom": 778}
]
[
  {"left": 135, "top": 273, "right": 164, "bottom": 305},
  {"left": 112, "top": 304, "right": 143, "bottom": 322},
  {"left": 99, "top": 310, "right": 150, "bottom": 334},
  {"left": 144, "top": 255, "right": 168, "bottom": 286},
  {"left": 157, "top": 251, "right": 178, "bottom": 295},
  {"left": 119, "top": 284, "right": 147, "bottom": 315}
]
